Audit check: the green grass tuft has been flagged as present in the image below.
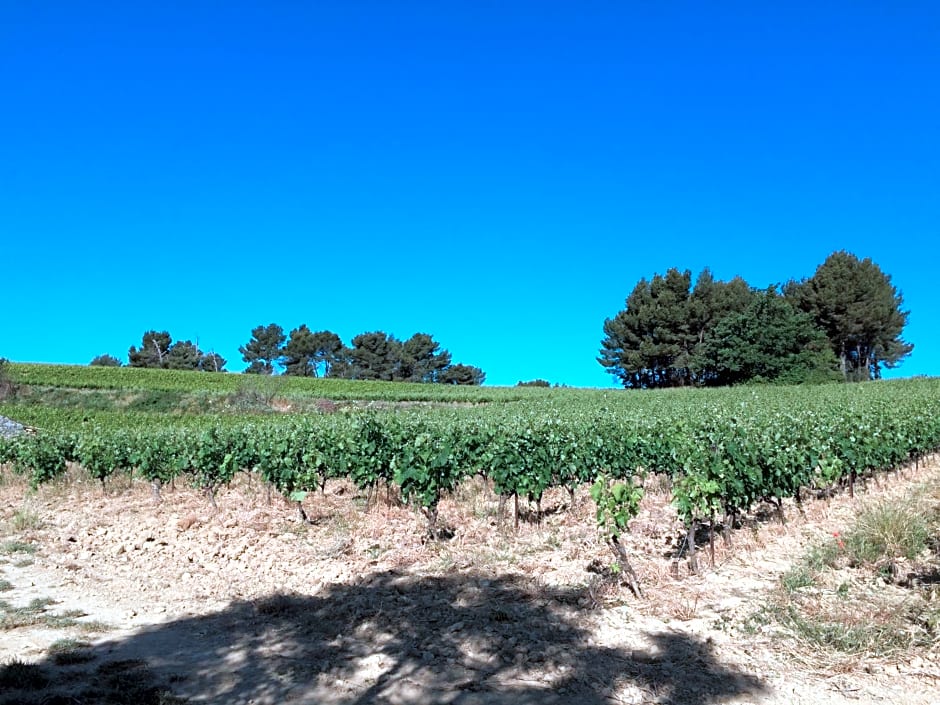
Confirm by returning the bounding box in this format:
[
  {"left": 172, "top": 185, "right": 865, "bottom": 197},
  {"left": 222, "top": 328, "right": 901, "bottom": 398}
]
[{"left": 0, "top": 540, "right": 37, "bottom": 555}]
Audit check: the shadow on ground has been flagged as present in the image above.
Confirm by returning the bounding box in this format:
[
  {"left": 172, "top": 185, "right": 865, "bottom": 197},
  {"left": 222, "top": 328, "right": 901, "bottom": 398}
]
[{"left": 1, "top": 570, "right": 767, "bottom": 705}]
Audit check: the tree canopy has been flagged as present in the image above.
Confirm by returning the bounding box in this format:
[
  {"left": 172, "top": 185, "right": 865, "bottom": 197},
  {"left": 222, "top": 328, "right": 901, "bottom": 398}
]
[
  {"left": 599, "top": 269, "right": 756, "bottom": 388},
  {"left": 239, "top": 324, "right": 286, "bottom": 375},
  {"left": 599, "top": 253, "right": 909, "bottom": 388},
  {"left": 128, "top": 331, "right": 226, "bottom": 372},
  {"left": 237, "top": 324, "right": 483, "bottom": 385},
  {"left": 785, "top": 251, "right": 913, "bottom": 381},
  {"left": 90, "top": 354, "right": 122, "bottom": 367}
]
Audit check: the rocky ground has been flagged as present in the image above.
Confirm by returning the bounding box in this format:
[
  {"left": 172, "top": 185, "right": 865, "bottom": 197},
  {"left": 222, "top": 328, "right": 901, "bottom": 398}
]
[{"left": 1, "top": 459, "right": 938, "bottom": 704}]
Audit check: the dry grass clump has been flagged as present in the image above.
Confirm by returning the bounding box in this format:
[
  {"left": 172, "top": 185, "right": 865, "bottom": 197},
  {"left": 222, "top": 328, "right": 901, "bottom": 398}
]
[{"left": 751, "top": 479, "right": 940, "bottom": 670}]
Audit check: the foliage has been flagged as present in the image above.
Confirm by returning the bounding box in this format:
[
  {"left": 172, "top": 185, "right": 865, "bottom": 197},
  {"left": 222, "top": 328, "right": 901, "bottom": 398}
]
[
  {"left": 400, "top": 333, "right": 452, "bottom": 383},
  {"left": 6, "top": 374, "right": 940, "bottom": 564},
  {"left": 239, "top": 323, "right": 286, "bottom": 374},
  {"left": 89, "top": 354, "right": 122, "bottom": 367},
  {"left": 128, "top": 330, "right": 172, "bottom": 368},
  {"left": 128, "top": 332, "right": 224, "bottom": 372},
  {"left": 698, "top": 288, "right": 840, "bottom": 385},
  {"left": 438, "top": 364, "right": 485, "bottom": 386},
  {"left": 785, "top": 251, "right": 913, "bottom": 381},
  {"left": 591, "top": 474, "right": 644, "bottom": 542},
  {"left": 346, "top": 331, "right": 402, "bottom": 381},
  {"left": 283, "top": 327, "right": 345, "bottom": 378},
  {"left": 517, "top": 379, "right": 551, "bottom": 387},
  {"left": 601, "top": 253, "right": 912, "bottom": 388},
  {"left": 599, "top": 269, "right": 754, "bottom": 388}
]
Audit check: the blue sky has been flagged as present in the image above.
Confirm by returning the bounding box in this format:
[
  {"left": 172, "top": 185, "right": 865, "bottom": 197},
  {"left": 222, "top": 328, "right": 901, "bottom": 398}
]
[{"left": 1, "top": 2, "right": 937, "bottom": 387}]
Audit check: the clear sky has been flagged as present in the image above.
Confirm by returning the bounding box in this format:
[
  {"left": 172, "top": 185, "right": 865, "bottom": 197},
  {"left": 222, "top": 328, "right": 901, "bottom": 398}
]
[{"left": 1, "top": 2, "right": 937, "bottom": 387}]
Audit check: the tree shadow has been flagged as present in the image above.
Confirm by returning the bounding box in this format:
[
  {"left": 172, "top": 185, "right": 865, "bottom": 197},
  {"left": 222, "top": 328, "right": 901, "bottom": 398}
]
[{"left": 2, "top": 570, "right": 768, "bottom": 705}]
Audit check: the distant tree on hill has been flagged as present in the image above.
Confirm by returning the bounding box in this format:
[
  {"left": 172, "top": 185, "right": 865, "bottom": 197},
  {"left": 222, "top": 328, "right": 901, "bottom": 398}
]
[
  {"left": 283, "top": 326, "right": 345, "bottom": 378},
  {"left": 517, "top": 379, "right": 551, "bottom": 387},
  {"left": 400, "top": 333, "right": 452, "bottom": 383},
  {"left": 128, "top": 332, "right": 225, "bottom": 372},
  {"left": 785, "top": 251, "right": 913, "bottom": 381},
  {"left": 239, "top": 324, "right": 286, "bottom": 375},
  {"left": 90, "top": 354, "right": 122, "bottom": 367},
  {"left": 128, "top": 330, "right": 172, "bottom": 368},
  {"left": 439, "top": 363, "right": 485, "bottom": 386},
  {"left": 198, "top": 351, "right": 227, "bottom": 372},
  {"left": 347, "top": 331, "right": 402, "bottom": 381},
  {"left": 166, "top": 340, "right": 202, "bottom": 370}
]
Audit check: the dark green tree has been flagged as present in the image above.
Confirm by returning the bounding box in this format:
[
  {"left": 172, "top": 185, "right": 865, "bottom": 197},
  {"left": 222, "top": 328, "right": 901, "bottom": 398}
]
[
  {"left": 166, "top": 340, "right": 202, "bottom": 370},
  {"left": 785, "top": 252, "right": 913, "bottom": 381},
  {"left": 239, "top": 324, "right": 286, "bottom": 375},
  {"left": 198, "top": 351, "right": 227, "bottom": 372},
  {"left": 128, "top": 330, "right": 172, "bottom": 368},
  {"left": 700, "top": 288, "right": 839, "bottom": 385},
  {"left": 517, "top": 379, "right": 551, "bottom": 387},
  {"left": 284, "top": 328, "right": 345, "bottom": 377},
  {"left": 90, "top": 354, "right": 122, "bottom": 367},
  {"left": 439, "top": 363, "right": 485, "bottom": 386},
  {"left": 283, "top": 325, "right": 318, "bottom": 377},
  {"left": 598, "top": 269, "right": 695, "bottom": 388},
  {"left": 347, "top": 331, "right": 403, "bottom": 381},
  {"left": 400, "top": 333, "right": 452, "bottom": 383}
]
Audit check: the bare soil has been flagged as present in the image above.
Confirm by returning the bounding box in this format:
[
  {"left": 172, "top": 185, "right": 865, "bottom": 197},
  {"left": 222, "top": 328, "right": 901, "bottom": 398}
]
[{"left": 1, "top": 460, "right": 939, "bottom": 704}]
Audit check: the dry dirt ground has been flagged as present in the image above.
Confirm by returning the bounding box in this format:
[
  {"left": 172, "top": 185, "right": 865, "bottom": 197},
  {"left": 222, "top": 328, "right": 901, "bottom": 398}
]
[{"left": 1, "top": 460, "right": 939, "bottom": 704}]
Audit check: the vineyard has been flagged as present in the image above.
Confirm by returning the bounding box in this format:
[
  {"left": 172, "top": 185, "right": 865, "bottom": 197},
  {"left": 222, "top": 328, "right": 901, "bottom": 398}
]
[{"left": 3, "top": 365, "right": 940, "bottom": 582}]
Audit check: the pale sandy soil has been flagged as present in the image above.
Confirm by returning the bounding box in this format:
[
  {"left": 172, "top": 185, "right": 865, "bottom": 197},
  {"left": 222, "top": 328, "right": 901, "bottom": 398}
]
[{"left": 1, "top": 459, "right": 938, "bottom": 704}]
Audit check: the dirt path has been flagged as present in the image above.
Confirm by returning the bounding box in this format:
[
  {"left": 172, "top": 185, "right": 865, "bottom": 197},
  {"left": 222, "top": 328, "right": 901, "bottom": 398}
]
[{"left": 1, "top": 461, "right": 938, "bottom": 704}]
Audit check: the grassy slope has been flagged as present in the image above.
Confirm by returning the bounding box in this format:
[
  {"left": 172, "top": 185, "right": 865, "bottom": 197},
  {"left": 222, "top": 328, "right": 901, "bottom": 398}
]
[{"left": 6, "top": 363, "right": 544, "bottom": 403}]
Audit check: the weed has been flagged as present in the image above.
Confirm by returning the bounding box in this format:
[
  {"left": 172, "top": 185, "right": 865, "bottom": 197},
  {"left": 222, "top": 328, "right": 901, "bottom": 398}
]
[
  {"left": 0, "top": 658, "right": 47, "bottom": 690},
  {"left": 0, "top": 580, "right": 12, "bottom": 592},
  {"left": 757, "top": 485, "right": 940, "bottom": 667},
  {"left": 9, "top": 506, "right": 42, "bottom": 532},
  {"left": 781, "top": 567, "right": 816, "bottom": 593},
  {"left": 843, "top": 503, "right": 929, "bottom": 565},
  {"left": 12, "top": 559, "right": 33, "bottom": 568},
  {"left": 48, "top": 637, "right": 95, "bottom": 665},
  {"left": 805, "top": 541, "right": 841, "bottom": 571},
  {"left": 0, "top": 540, "right": 36, "bottom": 555},
  {"left": 76, "top": 619, "right": 111, "bottom": 633}
]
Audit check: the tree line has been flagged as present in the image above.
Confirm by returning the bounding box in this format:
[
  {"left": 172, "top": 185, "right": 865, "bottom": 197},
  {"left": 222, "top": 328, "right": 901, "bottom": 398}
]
[
  {"left": 92, "top": 327, "right": 485, "bottom": 385},
  {"left": 599, "top": 251, "right": 913, "bottom": 388},
  {"left": 238, "top": 325, "right": 484, "bottom": 384}
]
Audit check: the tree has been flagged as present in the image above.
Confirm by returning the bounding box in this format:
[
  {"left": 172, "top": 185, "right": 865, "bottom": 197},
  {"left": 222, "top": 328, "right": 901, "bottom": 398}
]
[
  {"left": 347, "top": 331, "right": 402, "bottom": 381},
  {"left": 128, "top": 331, "right": 172, "bottom": 368},
  {"left": 598, "top": 269, "right": 696, "bottom": 388},
  {"left": 439, "top": 363, "right": 485, "bottom": 385},
  {"left": 400, "top": 333, "right": 452, "bottom": 383},
  {"left": 166, "top": 340, "right": 202, "bottom": 370},
  {"left": 239, "top": 324, "right": 286, "bottom": 375},
  {"left": 786, "top": 252, "right": 913, "bottom": 381},
  {"left": 283, "top": 327, "right": 345, "bottom": 378},
  {"left": 699, "top": 288, "right": 839, "bottom": 385},
  {"left": 198, "top": 351, "right": 227, "bottom": 373},
  {"left": 90, "top": 354, "right": 122, "bottom": 367},
  {"left": 687, "top": 271, "right": 754, "bottom": 383}
]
